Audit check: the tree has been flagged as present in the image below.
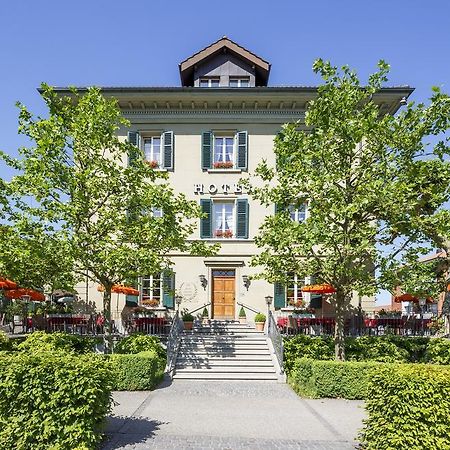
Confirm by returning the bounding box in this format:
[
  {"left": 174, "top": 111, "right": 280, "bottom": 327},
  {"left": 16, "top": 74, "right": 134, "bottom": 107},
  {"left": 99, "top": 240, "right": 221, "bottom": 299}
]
[
  {"left": 2, "top": 85, "right": 217, "bottom": 351},
  {"left": 244, "top": 60, "right": 450, "bottom": 360}
]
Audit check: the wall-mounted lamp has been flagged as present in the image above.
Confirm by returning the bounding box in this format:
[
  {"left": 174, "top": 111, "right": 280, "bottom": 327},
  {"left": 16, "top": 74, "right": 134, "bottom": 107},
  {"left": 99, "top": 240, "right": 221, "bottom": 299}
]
[
  {"left": 175, "top": 295, "right": 182, "bottom": 311},
  {"left": 242, "top": 275, "right": 250, "bottom": 290},
  {"left": 400, "top": 96, "right": 407, "bottom": 106},
  {"left": 199, "top": 274, "right": 207, "bottom": 290}
]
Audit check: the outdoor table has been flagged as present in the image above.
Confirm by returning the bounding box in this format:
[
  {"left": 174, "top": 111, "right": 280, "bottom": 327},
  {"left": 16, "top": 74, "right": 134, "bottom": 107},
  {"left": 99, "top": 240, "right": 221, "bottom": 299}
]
[{"left": 47, "top": 314, "right": 90, "bottom": 332}]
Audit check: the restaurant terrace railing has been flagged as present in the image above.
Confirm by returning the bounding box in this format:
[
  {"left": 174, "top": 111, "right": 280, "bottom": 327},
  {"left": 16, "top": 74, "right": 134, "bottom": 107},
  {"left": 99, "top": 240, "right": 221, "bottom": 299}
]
[{"left": 275, "top": 311, "right": 438, "bottom": 337}]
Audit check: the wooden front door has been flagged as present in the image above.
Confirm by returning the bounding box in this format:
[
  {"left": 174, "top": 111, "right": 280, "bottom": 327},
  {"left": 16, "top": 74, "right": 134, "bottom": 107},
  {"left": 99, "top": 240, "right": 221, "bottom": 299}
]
[{"left": 212, "top": 270, "right": 236, "bottom": 319}]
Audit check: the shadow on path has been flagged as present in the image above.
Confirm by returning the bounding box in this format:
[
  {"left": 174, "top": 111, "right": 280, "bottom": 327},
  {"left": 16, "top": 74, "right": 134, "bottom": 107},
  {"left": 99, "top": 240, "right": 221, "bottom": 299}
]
[{"left": 102, "top": 416, "right": 166, "bottom": 450}]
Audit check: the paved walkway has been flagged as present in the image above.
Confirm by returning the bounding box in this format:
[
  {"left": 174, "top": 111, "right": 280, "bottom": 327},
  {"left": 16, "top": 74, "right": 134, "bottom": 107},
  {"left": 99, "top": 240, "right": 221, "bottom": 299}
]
[{"left": 102, "top": 380, "right": 365, "bottom": 449}]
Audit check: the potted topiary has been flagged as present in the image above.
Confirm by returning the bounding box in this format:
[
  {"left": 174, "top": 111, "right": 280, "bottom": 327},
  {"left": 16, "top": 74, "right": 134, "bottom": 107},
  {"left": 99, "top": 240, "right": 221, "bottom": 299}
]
[
  {"left": 254, "top": 312, "right": 266, "bottom": 331},
  {"left": 201, "top": 307, "right": 209, "bottom": 325},
  {"left": 239, "top": 307, "right": 247, "bottom": 324},
  {"left": 182, "top": 312, "right": 195, "bottom": 330}
]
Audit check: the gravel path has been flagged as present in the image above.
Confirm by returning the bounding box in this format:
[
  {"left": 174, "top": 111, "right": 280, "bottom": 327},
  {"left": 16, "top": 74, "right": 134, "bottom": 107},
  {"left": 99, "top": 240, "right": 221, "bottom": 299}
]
[{"left": 102, "top": 379, "right": 365, "bottom": 449}]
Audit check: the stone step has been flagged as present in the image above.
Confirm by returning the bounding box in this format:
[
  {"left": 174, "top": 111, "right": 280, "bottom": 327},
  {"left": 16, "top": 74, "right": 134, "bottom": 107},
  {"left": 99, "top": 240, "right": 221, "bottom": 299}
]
[
  {"left": 172, "top": 372, "right": 278, "bottom": 380},
  {"left": 176, "top": 360, "right": 275, "bottom": 367},
  {"left": 177, "top": 350, "right": 271, "bottom": 356},
  {"left": 182, "top": 335, "right": 266, "bottom": 341},
  {"left": 179, "top": 346, "right": 269, "bottom": 352},
  {"left": 175, "top": 365, "right": 276, "bottom": 373},
  {"left": 177, "top": 354, "right": 273, "bottom": 361}
]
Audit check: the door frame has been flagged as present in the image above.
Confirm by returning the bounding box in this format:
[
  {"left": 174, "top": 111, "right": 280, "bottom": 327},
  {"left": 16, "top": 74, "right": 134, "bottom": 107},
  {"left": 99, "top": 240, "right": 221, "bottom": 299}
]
[{"left": 211, "top": 268, "right": 236, "bottom": 319}]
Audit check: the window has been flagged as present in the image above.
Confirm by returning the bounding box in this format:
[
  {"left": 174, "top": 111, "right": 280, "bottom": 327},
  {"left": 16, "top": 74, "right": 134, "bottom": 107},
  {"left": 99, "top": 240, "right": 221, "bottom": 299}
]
[
  {"left": 289, "top": 203, "right": 307, "bottom": 222},
  {"left": 141, "top": 274, "right": 162, "bottom": 306},
  {"left": 152, "top": 207, "right": 163, "bottom": 218},
  {"left": 200, "top": 78, "right": 220, "bottom": 88},
  {"left": 286, "top": 273, "right": 305, "bottom": 307},
  {"left": 143, "top": 137, "right": 161, "bottom": 168},
  {"left": 213, "top": 201, "right": 235, "bottom": 238},
  {"left": 213, "top": 136, "right": 235, "bottom": 169},
  {"left": 229, "top": 77, "right": 249, "bottom": 88}
]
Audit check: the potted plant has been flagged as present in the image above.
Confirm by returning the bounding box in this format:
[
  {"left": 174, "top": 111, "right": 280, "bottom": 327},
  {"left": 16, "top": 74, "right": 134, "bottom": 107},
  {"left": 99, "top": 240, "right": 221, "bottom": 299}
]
[
  {"left": 182, "top": 312, "right": 195, "bottom": 330},
  {"left": 254, "top": 312, "right": 266, "bottom": 331},
  {"left": 201, "top": 307, "right": 209, "bottom": 325},
  {"left": 239, "top": 307, "right": 247, "bottom": 324}
]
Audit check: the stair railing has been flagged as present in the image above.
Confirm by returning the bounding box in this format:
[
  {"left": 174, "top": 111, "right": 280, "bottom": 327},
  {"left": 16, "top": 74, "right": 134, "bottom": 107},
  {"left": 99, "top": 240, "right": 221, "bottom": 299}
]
[
  {"left": 186, "top": 302, "right": 211, "bottom": 316},
  {"left": 236, "top": 301, "right": 260, "bottom": 315},
  {"left": 165, "top": 311, "right": 184, "bottom": 378},
  {"left": 267, "top": 310, "right": 284, "bottom": 374}
]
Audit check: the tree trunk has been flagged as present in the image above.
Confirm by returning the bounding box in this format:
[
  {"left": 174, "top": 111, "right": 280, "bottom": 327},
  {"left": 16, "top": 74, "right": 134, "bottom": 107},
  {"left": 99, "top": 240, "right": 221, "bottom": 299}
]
[
  {"left": 103, "top": 288, "right": 113, "bottom": 354},
  {"left": 334, "top": 292, "right": 346, "bottom": 361}
]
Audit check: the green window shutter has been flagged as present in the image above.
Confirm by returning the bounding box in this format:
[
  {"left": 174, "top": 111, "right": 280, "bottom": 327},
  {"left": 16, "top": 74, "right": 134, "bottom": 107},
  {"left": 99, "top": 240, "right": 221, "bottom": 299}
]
[
  {"left": 125, "top": 295, "right": 139, "bottom": 307},
  {"left": 162, "top": 131, "right": 174, "bottom": 170},
  {"left": 162, "top": 271, "right": 175, "bottom": 309},
  {"left": 274, "top": 282, "right": 286, "bottom": 309},
  {"left": 127, "top": 131, "right": 140, "bottom": 167},
  {"left": 202, "top": 131, "right": 213, "bottom": 170},
  {"left": 236, "top": 131, "right": 248, "bottom": 170},
  {"left": 200, "top": 199, "right": 212, "bottom": 238},
  {"left": 236, "top": 199, "right": 249, "bottom": 239}
]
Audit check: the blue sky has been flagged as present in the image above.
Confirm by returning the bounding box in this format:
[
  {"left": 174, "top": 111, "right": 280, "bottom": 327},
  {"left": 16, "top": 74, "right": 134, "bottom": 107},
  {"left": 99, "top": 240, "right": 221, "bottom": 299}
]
[{"left": 1, "top": 0, "right": 449, "bottom": 303}]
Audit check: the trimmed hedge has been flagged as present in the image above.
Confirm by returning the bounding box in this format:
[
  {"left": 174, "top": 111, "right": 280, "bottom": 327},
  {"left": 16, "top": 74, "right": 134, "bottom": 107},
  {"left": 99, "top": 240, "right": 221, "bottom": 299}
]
[
  {"left": 110, "top": 350, "right": 165, "bottom": 391},
  {"left": 17, "top": 331, "right": 98, "bottom": 354},
  {"left": 0, "top": 352, "right": 113, "bottom": 449},
  {"left": 360, "top": 364, "right": 450, "bottom": 450},
  {"left": 114, "top": 334, "right": 166, "bottom": 360},
  {"left": 290, "top": 358, "right": 381, "bottom": 399},
  {"left": 284, "top": 335, "right": 450, "bottom": 373}
]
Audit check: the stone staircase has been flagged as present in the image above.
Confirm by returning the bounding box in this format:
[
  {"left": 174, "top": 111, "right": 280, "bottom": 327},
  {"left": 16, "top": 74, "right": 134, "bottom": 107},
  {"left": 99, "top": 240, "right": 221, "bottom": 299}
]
[{"left": 173, "top": 320, "right": 282, "bottom": 381}]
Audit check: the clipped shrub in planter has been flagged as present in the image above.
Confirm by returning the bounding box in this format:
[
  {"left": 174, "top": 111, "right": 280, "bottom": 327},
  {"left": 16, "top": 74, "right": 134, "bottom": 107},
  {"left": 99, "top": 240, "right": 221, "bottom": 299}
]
[
  {"left": 360, "top": 364, "right": 450, "bottom": 450},
  {"left": 182, "top": 313, "right": 195, "bottom": 330},
  {"left": 0, "top": 352, "right": 113, "bottom": 449},
  {"left": 17, "top": 331, "right": 97, "bottom": 354},
  {"left": 254, "top": 313, "right": 266, "bottom": 331},
  {"left": 114, "top": 334, "right": 166, "bottom": 360},
  {"left": 239, "top": 307, "right": 247, "bottom": 324},
  {"left": 110, "top": 350, "right": 165, "bottom": 391},
  {"left": 290, "top": 357, "right": 381, "bottom": 399}
]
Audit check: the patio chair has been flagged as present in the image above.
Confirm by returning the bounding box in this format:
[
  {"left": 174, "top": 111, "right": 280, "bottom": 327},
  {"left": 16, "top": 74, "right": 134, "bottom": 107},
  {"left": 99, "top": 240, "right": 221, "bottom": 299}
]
[{"left": 287, "top": 316, "right": 299, "bottom": 335}]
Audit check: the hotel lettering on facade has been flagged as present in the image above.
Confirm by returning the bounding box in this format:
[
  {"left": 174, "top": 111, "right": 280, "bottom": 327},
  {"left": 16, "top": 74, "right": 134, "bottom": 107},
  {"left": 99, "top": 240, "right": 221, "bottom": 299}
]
[{"left": 66, "top": 38, "right": 411, "bottom": 322}]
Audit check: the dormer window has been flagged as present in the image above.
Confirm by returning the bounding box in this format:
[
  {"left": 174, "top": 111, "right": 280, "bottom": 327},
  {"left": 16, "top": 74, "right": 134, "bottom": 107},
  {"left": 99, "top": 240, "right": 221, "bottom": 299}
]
[
  {"left": 229, "top": 77, "right": 249, "bottom": 88},
  {"left": 200, "top": 77, "right": 220, "bottom": 88}
]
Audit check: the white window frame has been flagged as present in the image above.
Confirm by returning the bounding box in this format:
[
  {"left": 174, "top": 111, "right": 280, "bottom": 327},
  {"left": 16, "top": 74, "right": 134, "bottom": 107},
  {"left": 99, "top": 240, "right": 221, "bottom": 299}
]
[
  {"left": 229, "top": 77, "right": 250, "bottom": 88},
  {"left": 289, "top": 203, "right": 307, "bottom": 223},
  {"left": 140, "top": 273, "right": 163, "bottom": 305},
  {"left": 212, "top": 200, "right": 236, "bottom": 239},
  {"left": 199, "top": 77, "right": 220, "bottom": 88},
  {"left": 287, "top": 274, "right": 305, "bottom": 305},
  {"left": 213, "top": 135, "right": 236, "bottom": 169},
  {"left": 143, "top": 136, "right": 162, "bottom": 167}
]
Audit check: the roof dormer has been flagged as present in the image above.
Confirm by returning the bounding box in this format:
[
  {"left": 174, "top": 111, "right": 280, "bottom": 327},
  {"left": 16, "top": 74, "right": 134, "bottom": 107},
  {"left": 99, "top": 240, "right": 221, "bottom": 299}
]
[{"left": 179, "top": 36, "right": 271, "bottom": 88}]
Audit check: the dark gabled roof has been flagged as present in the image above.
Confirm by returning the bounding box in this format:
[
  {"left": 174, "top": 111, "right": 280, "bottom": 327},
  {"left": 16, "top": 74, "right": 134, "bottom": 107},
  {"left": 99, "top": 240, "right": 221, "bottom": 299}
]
[{"left": 179, "top": 36, "right": 271, "bottom": 87}]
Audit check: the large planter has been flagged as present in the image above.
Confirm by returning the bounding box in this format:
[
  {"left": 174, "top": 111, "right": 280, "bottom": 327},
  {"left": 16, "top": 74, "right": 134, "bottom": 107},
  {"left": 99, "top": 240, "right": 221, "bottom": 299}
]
[
  {"left": 183, "top": 321, "right": 193, "bottom": 330},
  {"left": 255, "top": 321, "right": 265, "bottom": 332},
  {"left": 239, "top": 317, "right": 247, "bottom": 325}
]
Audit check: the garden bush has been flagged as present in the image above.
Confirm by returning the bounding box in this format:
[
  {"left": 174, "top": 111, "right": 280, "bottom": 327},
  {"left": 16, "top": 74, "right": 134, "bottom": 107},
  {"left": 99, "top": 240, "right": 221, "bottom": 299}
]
[
  {"left": 17, "top": 331, "right": 97, "bottom": 354},
  {"left": 110, "top": 350, "right": 165, "bottom": 391},
  {"left": 289, "top": 357, "right": 381, "bottom": 399},
  {"left": 424, "top": 338, "right": 450, "bottom": 365},
  {"left": 114, "top": 333, "right": 166, "bottom": 360},
  {"left": 0, "top": 352, "right": 113, "bottom": 449},
  {"left": 360, "top": 364, "right": 450, "bottom": 450},
  {"left": 0, "top": 331, "right": 11, "bottom": 351}
]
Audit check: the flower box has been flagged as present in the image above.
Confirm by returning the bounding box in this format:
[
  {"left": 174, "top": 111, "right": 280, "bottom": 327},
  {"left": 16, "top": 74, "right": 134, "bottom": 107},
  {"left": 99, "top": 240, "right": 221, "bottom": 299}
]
[
  {"left": 213, "top": 161, "right": 234, "bottom": 169},
  {"left": 145, "top": 160, "right": 159, "bottom": 169},
  {"left": 214, "top": 230, "right": 233, "bottom": 238}
]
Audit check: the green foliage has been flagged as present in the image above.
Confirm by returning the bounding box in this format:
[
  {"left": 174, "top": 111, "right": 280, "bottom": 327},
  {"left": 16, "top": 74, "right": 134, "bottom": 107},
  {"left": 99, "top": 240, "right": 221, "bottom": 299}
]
[
  {"left": 254, "top": 313, "right": 266, "bottom": 322},
  {"left": 114, "top": 334, "right": 166, "bottom": 360},
  {"left": 360, "top": 364, "right": 450, "bottom": 450},
  {"left": 244, "top": 59, "right": 450, "bottom": 359},
  {"left": 182, "top": 313, "right": 194, "bottom": 322},
  {"left": 239, "top": 307, "right": 246, "bottom": 318},
  {"left": 202, "top": 307, "right": 209, "bottom": 317},
  {"left": 0, "top": 332, "right": 10, "bottom": 351},
  {"left": 344, "top": 336, "right": 410, "bottom": 363},
  {"left": 424, "top": 338, "right": 450, "bottom": 365},
  {"left": 17, "top": 331, "right": 96, "bottom": 354},
  {"left": 0, "top": 352, "right": 113, "bottom": 449},
  {"left": 290, "top": 358, "right": 380, "bottom": 399},
  {"left": 110, "top": 351, "right": 165, "bottom": 391}
]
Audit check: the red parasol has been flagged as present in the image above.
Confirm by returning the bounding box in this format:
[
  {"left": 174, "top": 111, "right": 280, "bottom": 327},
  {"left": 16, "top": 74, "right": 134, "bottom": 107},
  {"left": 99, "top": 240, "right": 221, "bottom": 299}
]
[
  {"left": 302, "top": 284, "right": 336, "bottom": 294},
  {"left": 0, "top": 278, "right": 18, "bottom": 290},
  {"left": 394, "top": 293, "right": 435, "bottom": 304},
  {"left": 5, "top": 288, "right": 45, "bottom": 302}
]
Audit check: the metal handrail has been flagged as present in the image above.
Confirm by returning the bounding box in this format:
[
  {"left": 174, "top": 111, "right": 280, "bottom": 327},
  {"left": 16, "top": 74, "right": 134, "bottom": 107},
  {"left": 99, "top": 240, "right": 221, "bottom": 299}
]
[
  {"left": 187, "top": 302, "right": 211, "bottom": 315},
  {"left": 236, "top": 301, "right": 260, "bottom": 315},
  {"left": 165, "top": 311, "right": 184, "bottom": 378},
  {"left": 267, "top": 310, "right": 284, "bottom": 374}
]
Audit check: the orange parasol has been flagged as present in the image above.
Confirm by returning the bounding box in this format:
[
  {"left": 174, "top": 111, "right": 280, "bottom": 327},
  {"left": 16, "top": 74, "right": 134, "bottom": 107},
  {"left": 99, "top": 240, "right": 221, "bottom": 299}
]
[
  {"left": 302, "top": 284, "right": 336, "bottom": 294},
  {"left": 0, "top": 278, "right": 18, "bottom": 290},
  {"left": 394, "top": 293, "right": 435, "bottom": 304},
  {"left": 5, "top": 288, "right": 45, "bottom": 302},
  {"left": 97, "top": 284, "right": 139, "bottom": 296}
]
